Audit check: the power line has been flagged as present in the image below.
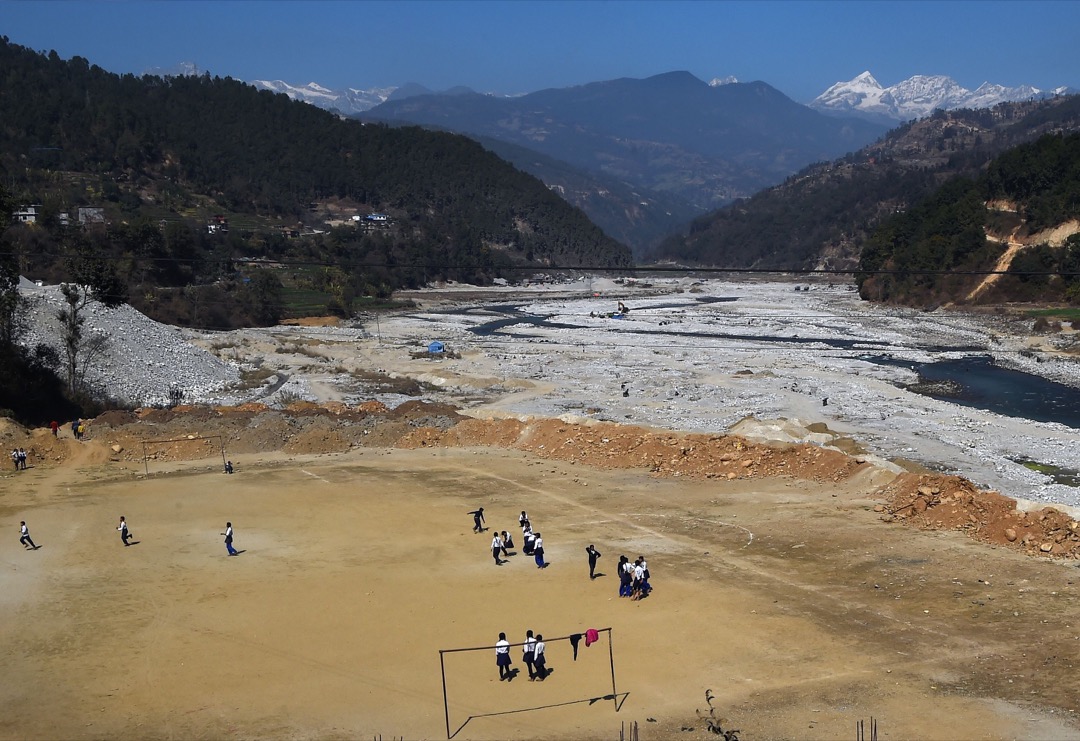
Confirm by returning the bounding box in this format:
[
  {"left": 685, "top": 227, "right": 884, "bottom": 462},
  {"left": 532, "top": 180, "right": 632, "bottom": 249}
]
[{"left": 4, "top": 249, "right": 1080, "bottom": 278}]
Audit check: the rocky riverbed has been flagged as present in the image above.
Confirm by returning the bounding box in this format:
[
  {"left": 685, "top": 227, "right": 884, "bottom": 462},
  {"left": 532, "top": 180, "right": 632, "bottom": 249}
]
[{"left": 18, "top": 276, "right": 1080, "bottom": 510}]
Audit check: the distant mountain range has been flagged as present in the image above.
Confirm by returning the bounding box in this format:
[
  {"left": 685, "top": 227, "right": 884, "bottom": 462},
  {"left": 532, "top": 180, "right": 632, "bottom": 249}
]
[
  {"left": 359, "top": 72, "right": 885, "bottom": 254},
  {"left": 250, "top": 69, "right": 1075, "bottom": 255},
  {"left": 810, "top": 71, "right": 1076, "bottom": 124},
  {"left": 253, "top": 71, "right": 1074, "bottom": 125}
]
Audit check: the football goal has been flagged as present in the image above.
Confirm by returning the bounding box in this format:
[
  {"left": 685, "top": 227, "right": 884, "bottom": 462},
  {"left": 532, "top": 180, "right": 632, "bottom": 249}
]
[
  {"left": 438, "top": 626, "right": 622, "bottom": 739},
  {"left": 141, "top": 434, "right": 226, "bottom": 475}
]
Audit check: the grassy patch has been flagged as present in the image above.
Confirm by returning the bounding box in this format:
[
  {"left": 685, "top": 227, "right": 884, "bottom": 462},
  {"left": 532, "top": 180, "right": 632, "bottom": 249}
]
[
  {"left": 1011, "top": 457, "right": 1080, "bottom": 487},
  {"left": 1027, "top": 307, "right": 1080, "bottom": 321},
  {"left": 235, "top": 366, "right": 276, "bottom": 390}
]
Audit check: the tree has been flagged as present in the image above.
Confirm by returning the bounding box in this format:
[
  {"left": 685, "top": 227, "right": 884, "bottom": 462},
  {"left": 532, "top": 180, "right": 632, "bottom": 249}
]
[{"left": 56, "top": 282, "right": 109, "bottom": 396}]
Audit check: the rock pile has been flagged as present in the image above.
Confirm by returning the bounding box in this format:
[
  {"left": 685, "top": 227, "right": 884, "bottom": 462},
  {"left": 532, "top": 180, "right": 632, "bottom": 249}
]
[{"left": 17, "top": 283, "right": 240, "bottom": 406}]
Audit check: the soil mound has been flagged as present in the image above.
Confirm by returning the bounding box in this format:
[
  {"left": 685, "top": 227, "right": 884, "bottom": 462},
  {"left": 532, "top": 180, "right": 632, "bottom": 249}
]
[{"left": 877, "top": 473, "right": 1080, "bottom": 558}]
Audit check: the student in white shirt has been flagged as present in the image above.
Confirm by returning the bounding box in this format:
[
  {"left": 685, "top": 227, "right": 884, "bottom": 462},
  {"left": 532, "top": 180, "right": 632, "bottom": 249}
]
[
  {"left": 533, "top": 634, "right": 548, "bottom": 680},
  {"left": 221, "top": 522, "right": 237, "bottom": 556},
  {"left": 522, "top": 629, "right": 537, "bottom": 680},
  {"left": 117, "top": 516, "right": 131, "bottom": 546},
  {"left": 522, "top": 524, "right": 535, "bottom": 555},
  {"left": 532, "top": 532, "right": 545, "bottom": 569},
  {"left": 491, "top": 533, "right": 504, "bottom": 565},
  {"left": 19, "top": 521, "right": 37, "bottom": 549},
  {"left": 495, "top": 632, "right": 512, "bottom": 681}
]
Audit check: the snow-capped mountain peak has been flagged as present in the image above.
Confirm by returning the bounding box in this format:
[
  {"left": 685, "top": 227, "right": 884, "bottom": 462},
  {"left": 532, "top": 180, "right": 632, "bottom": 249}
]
[
  {"left": 251, "top": 79, "right": 396, "bottom": 115},
  {"left": 810, "top": 71, "right": 1063, "bottom": 123},
  {"left": 709, "top": 75, "right": 739, "bottom": 87}
]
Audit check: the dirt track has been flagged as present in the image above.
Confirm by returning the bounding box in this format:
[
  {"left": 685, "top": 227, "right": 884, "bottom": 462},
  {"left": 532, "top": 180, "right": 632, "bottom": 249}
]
[{"left": 2, "top": 407, "right": 1080, "bottom": 740}]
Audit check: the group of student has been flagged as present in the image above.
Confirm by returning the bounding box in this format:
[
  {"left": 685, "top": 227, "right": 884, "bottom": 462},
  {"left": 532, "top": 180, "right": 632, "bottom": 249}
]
[
  {"left": 470, "top": 506, "right": 653, "bottom": 601},
  {"left": 10, "top": 448, "right": 28, "bottom": 470},
  {"left": 471, "top": 508, "right": 547, "bottom": 569},
  {"left": 618, "top": 555, "right": 652, "bottom": 600},
  {"left": 495, "top": 629, "right": 548, "bottom": 682},
  {"left": 18, "top": 518, "right": 239, "bottom": 555}
]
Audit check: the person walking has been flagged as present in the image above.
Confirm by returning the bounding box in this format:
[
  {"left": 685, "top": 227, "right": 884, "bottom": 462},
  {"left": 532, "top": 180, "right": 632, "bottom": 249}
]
[
  {"left": 586, "top": 544, "right": 602, "bottom": 579},
  {"left": 522, "top": 629, "right": 537, "bottom": 681},
  {"left": 468, "top": 507, "right": 486, "bottom": 533},
  {"left": 533, "top": 532, "right": 546, "bottom": 569},
  {"left": 495, "top": 632, "right": 512, "bottom": 681},
  {"left": 19, "top": 521, "right": 37, "bottom": 549},
  {"left": 221, "top": 522, "right": 238, "bottom": 556},
  {"left": 117, "top": 516, "right": 132, "bottom": 546},
  {"left": 10, "top": 448, "right": 18, "bottom": 470},
  {"left": 533, "top": 634, "right": 548, "bottom": 680},
  {"left": 49, "top": 420, "right": 58, "bottom": 437},
  {"left": 491, "top": 532, "right": 504, "bottom": 565},
  {"left": 17, "top": 448, "right": 27, "bottom": 470}
]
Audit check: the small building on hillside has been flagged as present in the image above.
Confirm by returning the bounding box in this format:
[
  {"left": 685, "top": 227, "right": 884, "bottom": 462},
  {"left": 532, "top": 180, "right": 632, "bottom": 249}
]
[{"left": 13, "top": 205, "right": 42, "bottom": 224}]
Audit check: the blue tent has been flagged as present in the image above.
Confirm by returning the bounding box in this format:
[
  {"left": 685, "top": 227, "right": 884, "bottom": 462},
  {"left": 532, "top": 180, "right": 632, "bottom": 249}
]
[{"left": 428, "top": 341, "right": 446, "bottom": 353}]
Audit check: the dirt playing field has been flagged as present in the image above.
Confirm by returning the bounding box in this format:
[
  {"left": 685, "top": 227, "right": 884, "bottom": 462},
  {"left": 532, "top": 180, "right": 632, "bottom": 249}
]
[{"left": 2, "top": 407, "right": 1080, "bottom": 740}]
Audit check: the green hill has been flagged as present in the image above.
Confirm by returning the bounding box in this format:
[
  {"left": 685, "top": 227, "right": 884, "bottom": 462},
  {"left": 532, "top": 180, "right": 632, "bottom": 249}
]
[
  {"left": 651, "top": 95, "right": 1080, "bottom": 271},
  {"left": 0, "top": 37, "right": 630, "bottom": 327},
  {"left": 858, "top": 132, "right": 1080, "bottom": 306}
]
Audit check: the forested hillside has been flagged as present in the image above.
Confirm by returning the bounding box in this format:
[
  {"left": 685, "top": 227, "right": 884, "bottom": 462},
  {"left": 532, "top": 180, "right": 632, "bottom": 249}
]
[
  {"left": 652, "top": 95, "right": 1080, "bottom": 270},
  {"left": 858, "top": 132, "right": 1080, "bottom": 306},
  {"left": 0, "top": 37, "right": 630, "bottom": 326}
]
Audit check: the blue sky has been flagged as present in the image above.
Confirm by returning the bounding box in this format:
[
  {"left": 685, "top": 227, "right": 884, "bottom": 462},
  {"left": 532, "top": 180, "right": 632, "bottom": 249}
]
[{"left": 2, "top": 0, "right": 1077, "bottom": 101}]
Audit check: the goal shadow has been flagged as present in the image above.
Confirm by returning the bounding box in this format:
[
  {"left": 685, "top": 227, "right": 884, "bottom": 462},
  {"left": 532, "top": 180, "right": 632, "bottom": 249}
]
[{"left": 449, "top": 692, "right": 629, "bottom": 739}]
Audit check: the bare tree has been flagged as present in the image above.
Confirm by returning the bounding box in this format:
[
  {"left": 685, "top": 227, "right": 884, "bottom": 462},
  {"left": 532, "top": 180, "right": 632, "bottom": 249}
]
[{"left": 56, "top": 283, "right": 109, "bottom": 397}]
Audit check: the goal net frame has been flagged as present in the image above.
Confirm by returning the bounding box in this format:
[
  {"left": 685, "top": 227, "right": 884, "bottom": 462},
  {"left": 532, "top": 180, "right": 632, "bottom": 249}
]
[
  {"left": 438, "top": 626, "right": 620, "bottom": 739},
  {"left": 141, "top": 435, "right": 226, "bottom": 475}
]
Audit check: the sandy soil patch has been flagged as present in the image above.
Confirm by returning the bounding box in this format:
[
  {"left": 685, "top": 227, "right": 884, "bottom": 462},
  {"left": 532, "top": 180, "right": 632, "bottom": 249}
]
[{"left": 2, "top": 416, "right": 1080, "bottom": 740}]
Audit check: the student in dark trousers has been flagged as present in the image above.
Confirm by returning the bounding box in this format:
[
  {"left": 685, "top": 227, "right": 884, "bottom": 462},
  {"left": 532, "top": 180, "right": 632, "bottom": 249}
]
[
  {"left": 221, "top": 522, "right": 238, "bottom": 555},
  {"left": 533, "top": 532, "right": 545, "bottom": 568},
  {"left": 533, "top": 634, "right": 548, "bottom": 680},
  {"left": 586, "top": 544, "right": 601, "bottom": 579},
  {"left": 117, "top": 516, "right": 132, "bottom": 546},
  {"left": 500, "top": 530, "right": 513, "bottom": 556},
  {"left": 19, "top": 521, "right": 37, "bottom": 549},
  {"left": 522, "top": 629, "right": 537, "bottom": 681},
  {"left": 491, "top": 532, "right": 504, "bottom": 565},
  {"left": 495, "top": 632, "right": 512, "bottom": 681},
  {"left": 469, "top": 507, "right": 486, "bottom": 533}
]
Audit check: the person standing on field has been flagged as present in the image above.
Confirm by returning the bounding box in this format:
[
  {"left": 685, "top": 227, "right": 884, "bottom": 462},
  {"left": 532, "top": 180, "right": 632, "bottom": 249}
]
[
  {"left": 495, "top": 632, "right": 512, "bottom": 681},
  {"left": 221, "top": 522, "right": 238, "bottom": 556},
  {"left": 533, "top": 634, "right": 548, "bottom": 680},
  {"left": 491, "top": 532, "right": 504, "bottom": 565},
  {"left": 533, "top": 532, "right": 546, "bottom": 568},
  {"left": 586, "top": 544, "right": 601, "bottom": 579},
  {"left": 117, "top": 516, "right": 132, "bottom": 546},
  {"left": 522, "top": 629, "right": 537, "bottom": 680}
]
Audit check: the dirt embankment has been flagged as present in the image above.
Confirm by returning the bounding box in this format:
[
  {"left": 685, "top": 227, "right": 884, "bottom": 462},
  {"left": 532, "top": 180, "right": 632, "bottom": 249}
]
[{"left": 7, "top": 400, "right": 1080, "bottom": 562}]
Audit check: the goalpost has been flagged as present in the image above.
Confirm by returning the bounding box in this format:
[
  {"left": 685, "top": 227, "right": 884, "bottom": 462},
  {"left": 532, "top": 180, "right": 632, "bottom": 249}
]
[
  {"left": 438, "top": 626, "right": 620, "bottom": 739},
  {"left": 141, "top": 435, "right": 226, "bottom": 475}
]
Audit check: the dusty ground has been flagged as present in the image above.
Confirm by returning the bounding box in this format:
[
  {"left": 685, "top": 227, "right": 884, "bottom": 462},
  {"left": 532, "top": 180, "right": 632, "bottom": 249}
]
[{"left": 3, "top": 404, "right": 1080, "bottom": 740}]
